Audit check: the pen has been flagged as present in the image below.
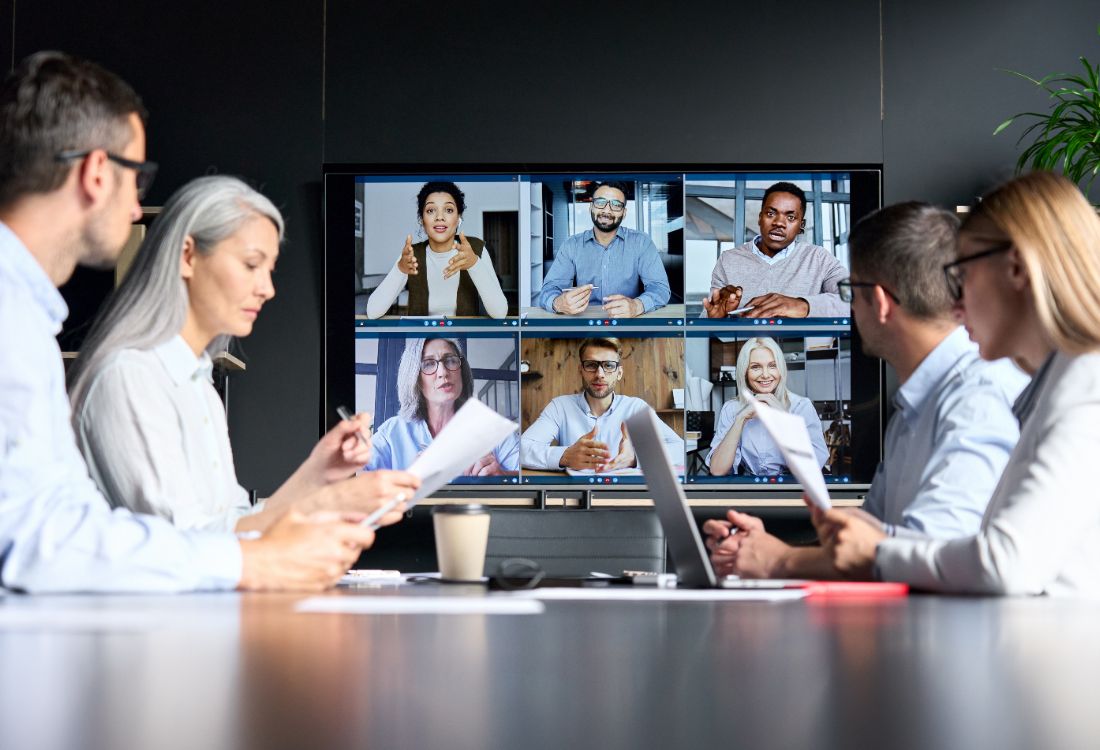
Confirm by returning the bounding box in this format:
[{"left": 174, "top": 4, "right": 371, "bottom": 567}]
[
  {"left": 362, "top": 493, "right": 407, "bottom": 530},
  {"left": 336, "top": 405, "right": 371, "bottom": 448}
]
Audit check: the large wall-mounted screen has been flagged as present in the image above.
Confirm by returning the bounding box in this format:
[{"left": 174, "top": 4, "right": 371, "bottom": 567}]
[{"left": 324, "top": 166, "right": 882, "bottom": 494}]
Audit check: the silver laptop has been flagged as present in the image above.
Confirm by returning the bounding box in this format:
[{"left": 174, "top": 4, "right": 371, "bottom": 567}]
[{"left": 626, "top": 408, "right": 764, "bottom": 589}]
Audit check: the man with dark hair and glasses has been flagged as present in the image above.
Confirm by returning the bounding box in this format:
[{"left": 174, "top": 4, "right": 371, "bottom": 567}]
[
  {"left": 0, "top": 51, "right": 384, "bottom": 593},
  {"left": 704, "top": 181, "right": 849, "bottom": 319},
  {"left": 366, "top": 337, "right": 519, "bottom": 476},
  {"left": 704, "top": 202, "right": 1028, "bottom": 580},
  {"left": 538, "top": 181, "right": 671, "bottom": 318},
  {"left": 522, "top": 337, "right": 682, "bottom": 471}
]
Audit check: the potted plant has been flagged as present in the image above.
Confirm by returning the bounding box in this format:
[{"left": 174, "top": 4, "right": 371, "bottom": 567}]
[{"left": 994, "top": 25, "right": 1100, "bottom": 200}]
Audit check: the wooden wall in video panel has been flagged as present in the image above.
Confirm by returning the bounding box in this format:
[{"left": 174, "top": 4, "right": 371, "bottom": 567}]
[{"left": 521, "top": 337, "right": 684, "bottom": 436}]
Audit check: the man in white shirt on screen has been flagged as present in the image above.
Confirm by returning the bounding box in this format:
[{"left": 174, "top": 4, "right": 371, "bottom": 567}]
[
  {"left": 0, "top": 51, "right": 392, "bottom": 593},
  {"left": 703, "top": 202, "right": 1029, "bottom": 579},
  {"left": 521, "top": 337, "right": 683, "bottom": 471}
]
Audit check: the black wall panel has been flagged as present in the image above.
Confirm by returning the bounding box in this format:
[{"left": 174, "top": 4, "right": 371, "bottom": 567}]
[
  {"left": 13, "top": 1, "right": 324, "bottom": 494},
  {"left": 883, "top": 0, "right": 1100, "bottom": 205},
  {"left": 0, "top": 1, "right": 11, "bottom": 73},
  {"left": 324, "top": 0, "right": 884, "bottom": 165}
]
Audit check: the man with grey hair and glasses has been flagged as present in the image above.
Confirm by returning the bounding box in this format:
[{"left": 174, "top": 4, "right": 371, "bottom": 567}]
[
  {"left": 0, "top": 51, "right": 397, "bottom": 593},
  {"left": 704, "top": 202, "right": 1029, "bottom": 579}
]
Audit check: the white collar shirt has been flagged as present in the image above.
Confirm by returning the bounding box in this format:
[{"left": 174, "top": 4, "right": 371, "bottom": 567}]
[
  {"left": 75, "top": 335, "right": 255, "bottom": 532},
  {"left": 0, "top": 222, "right": 240, "bottom": 592}
]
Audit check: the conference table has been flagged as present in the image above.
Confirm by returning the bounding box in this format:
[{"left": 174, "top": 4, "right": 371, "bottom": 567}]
[{"left": 1, "top": 584, "right": 1098, "bottom": 750}]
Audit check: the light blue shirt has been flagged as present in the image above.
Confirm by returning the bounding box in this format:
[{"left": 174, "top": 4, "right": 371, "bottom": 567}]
[
  {"left": 862, "top": 327, "right": 1030, "bottom": 539},
  {"left": 0, "top": 221, "right": 241, "bottom": 593},
  {"left": 366, "top": 414, "right": 520, "bottom": 474},
  {"left": 706, "top": 392, "right": 829, "bottom": 476},
  {"left": 521, "top": 393, "right": 684, "bottom": 470},
  {"left": 750, "top": 235, "right": 796, "bottom": 265},
  {"left": 538, "top": 226, "right": 672, "bottom": 313}
]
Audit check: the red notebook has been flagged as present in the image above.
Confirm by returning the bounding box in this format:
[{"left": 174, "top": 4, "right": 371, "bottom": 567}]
[{"left": 801, "top": 581, "right": 909, "bottom": 597}]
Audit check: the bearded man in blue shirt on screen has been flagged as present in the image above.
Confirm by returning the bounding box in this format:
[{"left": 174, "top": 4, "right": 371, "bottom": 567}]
[
  {"left": 538, "top": 181, "right": 671, "bottom": 318},
  {"left": 522, "top": 337, "right": 683, "bottom": 471}
]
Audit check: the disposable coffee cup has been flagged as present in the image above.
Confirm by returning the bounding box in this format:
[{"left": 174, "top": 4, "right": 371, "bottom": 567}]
[{"left": 432, "top": 504, "right": 491, "bottom": 582}]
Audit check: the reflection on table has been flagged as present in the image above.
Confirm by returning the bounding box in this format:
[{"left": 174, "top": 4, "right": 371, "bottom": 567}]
[{"left": 1, "top": 588, "right": 1098, "bottom": 750}]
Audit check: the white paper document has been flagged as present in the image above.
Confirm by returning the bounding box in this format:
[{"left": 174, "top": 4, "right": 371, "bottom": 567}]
[
  {"left": 565, "top": 467, "right": 644, "bottom": 477},
  {"left": 405, "top": 399, "right": 519, "bottom": 505},
  {"left": 296, "top": 596, "right": 544, "bottom": 615},
  {"left": 750, "top": 400, "right": 832, "bottom": 511}
]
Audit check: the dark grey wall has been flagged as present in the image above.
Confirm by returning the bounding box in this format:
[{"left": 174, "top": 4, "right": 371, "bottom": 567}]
[
  {"left": 11, "top": 1, "right": 323, "bottom": 494},
  {"left": 883, "top": 2, "right": 1100, "bottom": 205},
  {"left": 1, "top": 2, "right": 11, "bottom": 72},
  {"left": 8, "top": 0, "right": 1099, "bottom": 492},
  {"left": 325, "top": 1, "right": 883, "bottom": 164}
]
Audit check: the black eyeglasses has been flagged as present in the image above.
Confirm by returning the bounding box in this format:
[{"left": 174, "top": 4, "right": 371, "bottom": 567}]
[
  {"left": 420, "top": 354, "right": 463, "bottom": 375},
  {"left": 591, "top": 197, "right": 626, "bottom": 212},
  {"left": 942, "top": 242, "right": 1013, "bottom": 301},
  {"left": 837, "top": 279, "right": 901, "bottom": 304},
  {"left": 492, "top": 558, "right": 547, "bottom": 591},
  {"left": 581, "top": 359, "right": 621, "bottom": 373},
  {"left": 55, "top": 149, "right": 158, "bottom": 200}
]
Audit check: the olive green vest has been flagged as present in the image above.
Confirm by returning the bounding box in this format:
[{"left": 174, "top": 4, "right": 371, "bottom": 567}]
[{"left": 406, "top": 237, "right": 488, "bottom": 316}]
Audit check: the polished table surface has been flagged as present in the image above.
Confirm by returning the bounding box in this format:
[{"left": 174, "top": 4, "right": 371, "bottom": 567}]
[{"left": 2, "top": 585, "right": 1099, "bottom": 750}]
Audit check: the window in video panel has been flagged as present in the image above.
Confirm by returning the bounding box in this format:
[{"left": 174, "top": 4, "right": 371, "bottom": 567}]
[
  {"left": 685, "top": 174, "right": 851, "bottom": 322},
  {"left": 520, "top": 332, "right": 685, "bottom": 485},
  {"left": 354, "top": 331, "right": 521, "bottom": 484},
  {"left": 684, "top": 332, "right": 852, "bottom": 484},
  {"left": 353, "top": 176, "right": 521, "bottom": 324},
  {"left": 520, "top": 174, "right": 685, "bottom": 325}
]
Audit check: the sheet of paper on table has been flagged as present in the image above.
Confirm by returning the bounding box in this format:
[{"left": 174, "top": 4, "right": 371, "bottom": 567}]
[
  {"left": 750, "top": 399, "right": 832, "bottom": 511},
  {"left": 565, "top": 467, "right": 644, "bottom": 477},
  {"left": 296, "top": 596, "right": 544, "bottom": 615}
]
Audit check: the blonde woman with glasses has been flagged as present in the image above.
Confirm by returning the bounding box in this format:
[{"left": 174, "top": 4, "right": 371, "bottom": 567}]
[
  {"left": 707, "top": 336, "right": 829, "bottom": 477},
  {"left": 814, "top": 172, "right": 1100, "bottom": 596}
]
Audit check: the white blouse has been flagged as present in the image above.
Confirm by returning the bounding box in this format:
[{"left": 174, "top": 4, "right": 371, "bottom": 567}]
[
  {"left": 74, "top": 336, "right": 257, "bottom": 533},
  {"left": 876, "top": 351, "right": 1100, "bottom": 597},
  {"left": 366, "top": 246, "right": 508, "bottom": 318}
]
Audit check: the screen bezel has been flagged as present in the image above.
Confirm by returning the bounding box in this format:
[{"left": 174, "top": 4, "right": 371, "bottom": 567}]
[{"left": 323, "top": 164, "right": 884, "bottom": 498}]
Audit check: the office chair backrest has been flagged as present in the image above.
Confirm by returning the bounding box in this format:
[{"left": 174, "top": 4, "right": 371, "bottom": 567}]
[{"left": 483, "top": 509, "right": 666, "bottom": 578}]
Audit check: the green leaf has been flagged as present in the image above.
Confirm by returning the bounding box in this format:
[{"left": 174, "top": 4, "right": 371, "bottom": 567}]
[{"left": 993, "top": 117, "right": 1017, "bottom": 135}]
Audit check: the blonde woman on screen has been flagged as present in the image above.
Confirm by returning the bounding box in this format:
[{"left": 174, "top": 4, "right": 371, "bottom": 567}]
[
  {"left": 68, "top": 176, "right": 418, "bottom": 533},
  {"left": 815, "top": 171, "right": 1100, "bottom": 596},
  {"left": 707, "top": 336, "right": 828, "bottom": 476}
]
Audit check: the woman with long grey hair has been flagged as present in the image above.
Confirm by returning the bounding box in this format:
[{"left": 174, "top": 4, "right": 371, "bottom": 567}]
[
  {"left": 69, "top": 175, "right": 418, "bottom": 532},
  {"left": 365, "top": 336, "right": 519, "bottom": 476}
]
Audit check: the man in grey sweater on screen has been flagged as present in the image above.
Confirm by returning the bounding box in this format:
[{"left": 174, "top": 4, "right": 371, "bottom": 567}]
[{"left": 702, "top": 181, "right": 848, "bottom": 318}]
